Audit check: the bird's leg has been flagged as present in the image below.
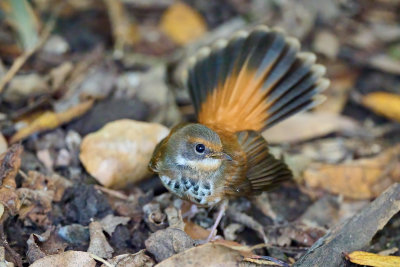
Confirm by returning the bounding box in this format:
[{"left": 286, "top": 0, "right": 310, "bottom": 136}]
[{"left": 207, "top": 200, "right": 228, "bottom": 242}]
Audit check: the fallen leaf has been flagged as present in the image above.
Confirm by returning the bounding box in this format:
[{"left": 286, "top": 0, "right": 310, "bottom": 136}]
[
  {"left": 369, "top": 54, "right": 400, "bottom": 75},
  {"left": 101, "top": 250, "right": 155, "bottom": 267},
  {"left": 304, "top": 144, "right": 400, "bottom": 199},
  {"left": 0, "top": 246, "right": 14, "bottom": 267},
  {"left": 313, "top": 30, "right": 339, "bottom": 59},
  {"left": 160, "top": 2, "right": 207, "bottom": 45},
  {"left": 262, "top": 112, "right": 359, "bottom": 144},
  {"left": 10, "top": 99, "right": 94, "bottom": 143},
  {"left": 87, "top": 221, "right": 114, "bottom": 259},
  {"left": 17, "top": 187, "right": 53, "bottom": 226},
  {"left": 346, "top": 251, "right": 400, "bottom": 267},
  {"left": 165, "top": 206, "right": 184, "bottom": 230},
  {"left": 80, "top": 119, "right": 169, "bottom": 188},
  {"left": 0, "top": 144, "right": 23, "bottom": 216},
  {"left": 156, "top": 240, "right": 252, "bottom": 267},
  {"left": 183, "top": 220, "right": 210, "bottom": 240},
  {"left": 27, "top": 228, "right": 67, "bottom": 264},
  {"left": 145, "top": 228, "right": 194, "bottom": 262},
  {"left": 0, "top": 133, "right": 7, "bottom": 155},
  {"left": 30, "top": 251, "right": 96, "bottom": 267},
  {"left": 362, "top": 92, "right": 400, "bottom": 123},
  {"left": 3, "top": 73, "right": 49, "bottom": 102},
  {"left": 99, "top": 214, "right": 130, "bottom": 236}
]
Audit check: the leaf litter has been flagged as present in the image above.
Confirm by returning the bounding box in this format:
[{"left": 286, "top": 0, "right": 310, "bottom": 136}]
[{"left": 0, "top": 0, "right": 400, "bottom": 266}]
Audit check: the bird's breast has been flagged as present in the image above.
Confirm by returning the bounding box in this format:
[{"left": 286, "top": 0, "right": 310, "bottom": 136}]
[{"left": 160, "top": 174, "right": 222, "bottom": 206}]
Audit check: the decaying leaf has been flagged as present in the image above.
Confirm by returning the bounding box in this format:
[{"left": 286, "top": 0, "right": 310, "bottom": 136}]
[
  {"left": 99, "top": 214, "right": 130, "bottom": 236},
  {"left": 262, "top": 112, "right": 359, "bottom": 144},
  {"left": 304, "top": 144, "right": 400, "bottom": 199},
  {"left": 183, "top": 220, "right": 210, "bottom": 240},
  {"left": 87, "top": 221, "right": 114, "bottom": 259},
  {"left": 362, "top": 92, "right": 400, "bottom": 123},
  {"left": 29, "top": 251, "right": 96, "bottom": 267},
  {"left": 27, "top": 228, "right": 67, "bottom": 264},
  {"left": 0, "top": 246, "right": 14, "bottom": 267},
  {"left": 156, "top": 240, "right": 254, "bottom": 267},
  {"left": 101, "top": 250, "right": 154, "bottom": 267},
  {"left": 346, "top": 251, "right": 400, "bottom": 267},
  {"left": 160, "top": 2, "right": 207, "bottom": 45},
  {"left": 0, "top": 133, "right": 7, "bottom": 155},
  {"left": 3, "top": 73, "right": 49, "bottom": 102},
  {"left": 145, "top": 228, "right": 194, "bottom": 262},
  {"left": 10, "top": 99, "right": 94, "bottom": 143},
  {"left": 80, "top": 119, "right": 169, "bottom": 188},
  {"left": 0, "top": 144, "right": 23, "bottom": 216}
]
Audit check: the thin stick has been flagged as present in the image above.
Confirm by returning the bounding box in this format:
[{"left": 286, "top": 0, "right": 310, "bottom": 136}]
[
  {"left": 0, "top": 6, "right": 59, "bottom": 94},
  {"left": 89, "top": 253, "right": 114, "bottom": 267}
]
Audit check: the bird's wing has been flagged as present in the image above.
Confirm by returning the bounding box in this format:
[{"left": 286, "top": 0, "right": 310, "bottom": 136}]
[
  {"left": 235, "top": 130, "right": 292, "bottom": 192},
  {"left": 182, "top": 25, "right": 329, "bottom": 133}
]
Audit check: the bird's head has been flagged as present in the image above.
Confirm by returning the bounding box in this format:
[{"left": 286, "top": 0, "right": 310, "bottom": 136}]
[{"left": 149, "top": 124, "right": 232, "bottom": 173}]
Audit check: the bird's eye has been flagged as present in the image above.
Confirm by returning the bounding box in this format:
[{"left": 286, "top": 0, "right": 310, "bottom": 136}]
[{"left": 195, "top": 143, "right": 206, "bottom": 154}]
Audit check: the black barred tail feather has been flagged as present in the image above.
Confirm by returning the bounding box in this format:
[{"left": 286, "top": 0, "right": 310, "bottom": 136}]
[{"left": 183, "top": 25, "right": 329, "bottom": 133}]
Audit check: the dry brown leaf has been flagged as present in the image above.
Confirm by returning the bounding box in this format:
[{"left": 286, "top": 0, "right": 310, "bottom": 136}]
[
  {"left": 80, "top": 119, "right": 169, "bottom": 188},
  {"left": 362, "top": 92, "right": 400, "bottom": 123},
  {"left": 101, "top": 250, "right": 154, "bottom": 267},
  {"left": 156, "top": 240, "right": 253, "bottom": 267},
  {"left": 99, "top": 214, "right": 130, "bottom": 236},
  {"left": 0, "top": 133, "right": 7, "bottom": 155},
  {"left": 183, "top": 220, "right": 210, "bottom": 240},
  {"left": 304, "top": 144, "right": 400, "bottom": 199},
  {"left": 262, "top": 112, "right": 359, "bottom": 144},
  {"left": 87, "top": 221, "right": 114, "bottom": 259},
  {"left": 346, "top": 251, "right": 400, "bottom": 267},
  {"left": 0, "top": 144, "right": 23, "bottom": 216},
  {"left": 10, "top": 99, "right": 94, "bottom": 143},
  {"left": 27, "top": 228, "right": 67, "bottom": 264},
  {"left": 160, "top": 2, "right": 207, "bottom": 45},
  {"left": 30, "top": 251, "right": 96, "bottom": 267}
]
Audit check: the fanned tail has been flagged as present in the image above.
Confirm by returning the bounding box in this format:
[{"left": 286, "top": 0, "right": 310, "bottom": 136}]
[{"left": 183, "top": 25, "right": 329, "bottom": 133}]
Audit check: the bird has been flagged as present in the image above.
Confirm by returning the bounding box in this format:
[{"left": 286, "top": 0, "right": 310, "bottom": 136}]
[{"left": 149, "top": 25, "right": 329, "bottom": 240}]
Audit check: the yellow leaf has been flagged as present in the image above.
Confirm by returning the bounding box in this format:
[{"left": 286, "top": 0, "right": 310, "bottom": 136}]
[
  {"left": 10, "top": 100, "right": 94, "bottom": 143},
  {"left": 362, "top": 92, "right": 400, "bottom": 122},
  {"left": 347, "top": 251, "right": 400, "bottom": 267},
  {"left": 160, "top": 2, "right": 207, "bottom": 45},
  {"left": 304, "top": 144, "right": 400, "bottom": 199}
]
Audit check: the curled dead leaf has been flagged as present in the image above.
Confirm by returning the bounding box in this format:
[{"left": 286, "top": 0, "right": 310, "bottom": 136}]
[
  {"left": 304, "top": 144, "right": 400, "bottom": 199},
  {"left": 100, "top": 250, "right": 154, "bottom": 267},
  {"left": 80, "top": 119, "right": 169, "bottom": 188},
  {"left": 346, "top": 251, "right": 400, "bottom": 267},
  {"left": 10, "top": 99, "right": 94, "bottom": 143},
  {"left": 0, "top": 144, "right": 23, "bottom": 216},
  {"left": 87, "top": 221, "right": 114, "bottom": 259},
  {"left": 362, "top": 92, "right": 400, "bottom": 123},
  {"left": 160, "top": 2, "right": 207, "bottom": 45}
]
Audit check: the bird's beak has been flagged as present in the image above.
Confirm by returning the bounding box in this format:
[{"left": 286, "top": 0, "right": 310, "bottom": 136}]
[{"left": 208, "top": 152, "right": 232, "bottom": 161}]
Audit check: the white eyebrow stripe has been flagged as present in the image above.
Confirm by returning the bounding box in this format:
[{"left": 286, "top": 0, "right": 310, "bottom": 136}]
[{"left": 176, "top": 155, "right": 221, "bottom": 171}]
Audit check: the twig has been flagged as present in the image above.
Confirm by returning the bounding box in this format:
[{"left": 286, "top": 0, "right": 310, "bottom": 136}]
[
  {"left": 0, "top": 6, "right": 58, "bottom": 94},
  {"left": 89, "top": 253, "right": 114, "bottom": 267},
  {"left": 0, "top": 224, "right": 23, "bottom": 267}
]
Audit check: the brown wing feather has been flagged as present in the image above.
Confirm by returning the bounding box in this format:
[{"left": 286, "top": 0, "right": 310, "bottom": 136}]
[{"left": 183, "top": 25, "right": 329, "bottom": 133}]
